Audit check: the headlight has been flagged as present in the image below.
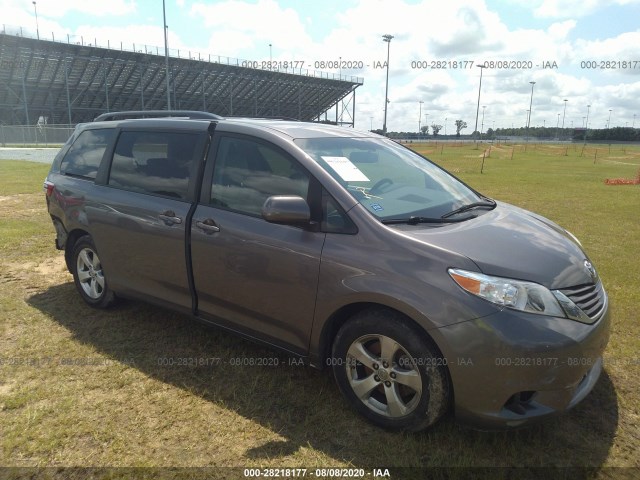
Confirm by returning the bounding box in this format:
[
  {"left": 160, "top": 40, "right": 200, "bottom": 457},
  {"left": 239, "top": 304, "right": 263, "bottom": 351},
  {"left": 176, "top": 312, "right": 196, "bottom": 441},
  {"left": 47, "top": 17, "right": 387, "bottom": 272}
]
[{"left": 448, "top": 268, "right": 568, "bottom": 318}]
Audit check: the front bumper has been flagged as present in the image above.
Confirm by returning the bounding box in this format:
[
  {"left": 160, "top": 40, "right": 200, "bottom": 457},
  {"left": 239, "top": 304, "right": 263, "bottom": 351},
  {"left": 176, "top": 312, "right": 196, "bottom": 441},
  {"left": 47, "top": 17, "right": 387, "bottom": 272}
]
[{"left": 432, "top": 296, "right": 610, "bottom": 429}]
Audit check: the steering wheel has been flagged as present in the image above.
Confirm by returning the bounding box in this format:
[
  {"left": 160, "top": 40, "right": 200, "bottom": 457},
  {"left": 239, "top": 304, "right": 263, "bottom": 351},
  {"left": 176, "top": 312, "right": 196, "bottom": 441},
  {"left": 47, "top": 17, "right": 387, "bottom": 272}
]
[{"left": 369, "top": 177, "right": 394, "bottom": 195}]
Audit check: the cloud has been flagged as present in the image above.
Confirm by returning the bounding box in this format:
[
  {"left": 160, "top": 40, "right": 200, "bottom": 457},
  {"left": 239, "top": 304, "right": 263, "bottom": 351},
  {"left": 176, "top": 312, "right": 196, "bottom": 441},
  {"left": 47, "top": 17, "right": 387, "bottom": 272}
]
[
  {"left": 190, "top": 0, "right": 313, "bottom": 58},
  {"left": 547, "top": 20, "right": 577, "bottom": 40},
  {"left": 35, "top": 0, "right": 137, "bottom": 18},
  {"left": 574, "top": 32, "right": 640, "bottom": 71},
  {"left": 326, "top": 0, "right": 638, "bottom": 129},
  {"left": 72, "top": 25, "right": 189, "bottom": 52},
  {"left": 532, "top": 0, "right": 640, "bottom": 18},
  {"left": 429, "top": 6, "right": 505, "bottom": 56}
]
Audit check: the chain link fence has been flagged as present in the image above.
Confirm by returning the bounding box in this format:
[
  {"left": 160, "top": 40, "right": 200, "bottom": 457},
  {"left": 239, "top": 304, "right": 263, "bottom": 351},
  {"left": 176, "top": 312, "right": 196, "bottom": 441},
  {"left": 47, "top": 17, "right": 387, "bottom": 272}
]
[{"left": 0, "top": 124, "right": 74, "bottom": 147}]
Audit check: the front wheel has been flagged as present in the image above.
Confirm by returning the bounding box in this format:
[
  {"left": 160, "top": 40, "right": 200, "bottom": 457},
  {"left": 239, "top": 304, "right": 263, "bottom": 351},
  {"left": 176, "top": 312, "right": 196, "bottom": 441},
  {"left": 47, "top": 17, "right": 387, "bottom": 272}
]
[
  {"left": 332, "top": 309, "right": 450, "bottom": 431},
  {"left": 71, "top": 235, "right": 116, "bottom": 308}
]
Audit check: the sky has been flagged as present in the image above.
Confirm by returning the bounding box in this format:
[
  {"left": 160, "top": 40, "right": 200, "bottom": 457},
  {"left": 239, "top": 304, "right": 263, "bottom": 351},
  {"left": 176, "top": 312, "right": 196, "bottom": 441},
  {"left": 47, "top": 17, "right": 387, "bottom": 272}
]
[{"left": 3, "top": 0, "right": 640, "bottom": 133}]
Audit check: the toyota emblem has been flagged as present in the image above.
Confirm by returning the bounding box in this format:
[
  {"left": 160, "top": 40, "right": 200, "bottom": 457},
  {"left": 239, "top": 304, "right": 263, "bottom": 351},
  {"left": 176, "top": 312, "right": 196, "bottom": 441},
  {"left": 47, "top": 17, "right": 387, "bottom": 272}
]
[{"left": 584, "top": 260, "right": 598, "bottom": 282}]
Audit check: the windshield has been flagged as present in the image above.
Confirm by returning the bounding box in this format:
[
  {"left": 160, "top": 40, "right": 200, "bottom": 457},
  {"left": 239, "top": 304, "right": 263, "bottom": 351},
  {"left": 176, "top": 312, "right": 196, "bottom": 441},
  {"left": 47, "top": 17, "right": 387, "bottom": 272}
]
[{"left": 295, "top": 137, "right": 485, "bottom": 221}]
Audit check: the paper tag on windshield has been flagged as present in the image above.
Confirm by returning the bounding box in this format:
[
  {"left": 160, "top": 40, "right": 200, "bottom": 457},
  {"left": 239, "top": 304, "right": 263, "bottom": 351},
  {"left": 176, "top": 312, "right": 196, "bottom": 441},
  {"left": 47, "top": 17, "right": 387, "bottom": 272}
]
[{"left": 321, "top": 156, "right": 370, "bottom": 182}]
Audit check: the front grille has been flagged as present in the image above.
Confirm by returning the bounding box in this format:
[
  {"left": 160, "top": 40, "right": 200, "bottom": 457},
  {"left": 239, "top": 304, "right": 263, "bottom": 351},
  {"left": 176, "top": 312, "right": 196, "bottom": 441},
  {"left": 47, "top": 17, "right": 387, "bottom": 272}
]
[{"left": 560, "top": 281, "right": 607, "bottom": 321}]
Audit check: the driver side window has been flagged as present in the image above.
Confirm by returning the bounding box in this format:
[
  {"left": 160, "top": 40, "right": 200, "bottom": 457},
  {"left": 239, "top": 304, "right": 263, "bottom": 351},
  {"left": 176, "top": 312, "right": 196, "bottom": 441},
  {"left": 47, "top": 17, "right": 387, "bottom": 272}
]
[{"left": 210, "top": 137, "right": 310, "bottom": 216}]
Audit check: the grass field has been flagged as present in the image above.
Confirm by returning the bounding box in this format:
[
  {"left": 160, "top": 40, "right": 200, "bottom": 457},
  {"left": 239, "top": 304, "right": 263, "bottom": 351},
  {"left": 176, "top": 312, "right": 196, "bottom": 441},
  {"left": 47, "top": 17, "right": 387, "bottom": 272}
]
[{"left": 1, "top": 142, "right": 639, "bottom": 479}]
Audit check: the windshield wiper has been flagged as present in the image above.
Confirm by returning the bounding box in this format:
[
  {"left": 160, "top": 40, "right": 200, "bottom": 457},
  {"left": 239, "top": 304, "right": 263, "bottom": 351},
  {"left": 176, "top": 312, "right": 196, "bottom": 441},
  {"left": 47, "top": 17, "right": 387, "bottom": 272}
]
[
  {"left": 382, "top": 215, "right": 475, "bottom": 225},
  {"left": 441, "top": 199, "right": 496, "bottom": 219}
]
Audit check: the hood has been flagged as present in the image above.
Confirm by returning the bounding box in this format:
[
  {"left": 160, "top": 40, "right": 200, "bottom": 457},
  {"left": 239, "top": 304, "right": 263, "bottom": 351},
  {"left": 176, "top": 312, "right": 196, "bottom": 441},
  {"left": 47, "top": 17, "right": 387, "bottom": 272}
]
[{"left": 391, "top": 202, "right": 595, "bottom": 289}]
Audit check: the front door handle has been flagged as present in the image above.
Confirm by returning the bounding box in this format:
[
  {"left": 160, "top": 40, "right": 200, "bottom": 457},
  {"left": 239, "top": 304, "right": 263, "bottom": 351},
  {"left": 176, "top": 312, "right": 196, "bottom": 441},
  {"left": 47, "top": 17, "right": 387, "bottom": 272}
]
[
  {"left": 159, "top": 210, "right": 183, "bottom": 225},
  {"left": 195, "top": 218, "right": 220, "bottom": 233}
]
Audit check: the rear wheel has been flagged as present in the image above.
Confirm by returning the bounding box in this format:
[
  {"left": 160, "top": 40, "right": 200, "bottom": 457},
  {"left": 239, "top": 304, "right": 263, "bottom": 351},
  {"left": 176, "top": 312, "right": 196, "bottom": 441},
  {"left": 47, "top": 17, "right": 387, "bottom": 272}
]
[
  {"left": 71, "top": 235, "right": 116, "bottom": 308},
  {"left": 332, "top": 308, "right": 449, "bottom": 431}
]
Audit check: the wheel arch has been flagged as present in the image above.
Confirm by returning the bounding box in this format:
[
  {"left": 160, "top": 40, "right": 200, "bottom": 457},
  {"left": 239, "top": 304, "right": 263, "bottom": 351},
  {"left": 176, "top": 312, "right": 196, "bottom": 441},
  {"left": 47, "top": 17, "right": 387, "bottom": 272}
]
[
  {"left": 315, "top": 302, "right": 449, "bottom": 371},
  {"left": 64, "top": 228, "right": 91, "bottom": 272}
]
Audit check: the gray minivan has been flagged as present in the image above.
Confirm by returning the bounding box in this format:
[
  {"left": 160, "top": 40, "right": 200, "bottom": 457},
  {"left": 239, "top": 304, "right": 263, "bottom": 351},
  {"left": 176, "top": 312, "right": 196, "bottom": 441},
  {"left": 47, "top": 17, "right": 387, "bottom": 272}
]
[{"left": 44, "top": 111, "right": 609, "bottom": 431}]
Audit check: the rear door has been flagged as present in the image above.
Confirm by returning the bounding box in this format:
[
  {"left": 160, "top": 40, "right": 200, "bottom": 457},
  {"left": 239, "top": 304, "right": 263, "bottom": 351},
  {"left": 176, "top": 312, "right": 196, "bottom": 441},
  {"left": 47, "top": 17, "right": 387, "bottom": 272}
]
[
  {"left": 190, "top": 134, "right": 326, "bottom": 354},
  {"left": 90, "top": 128, "right": 208, "bottom": 310}
]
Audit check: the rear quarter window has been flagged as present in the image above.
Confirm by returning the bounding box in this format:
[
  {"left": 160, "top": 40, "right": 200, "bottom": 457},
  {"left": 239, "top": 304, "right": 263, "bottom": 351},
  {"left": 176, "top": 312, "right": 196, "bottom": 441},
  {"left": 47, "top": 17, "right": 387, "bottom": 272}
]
[{"left": 60, "top": 128, "right": 115, "bottom": 179}]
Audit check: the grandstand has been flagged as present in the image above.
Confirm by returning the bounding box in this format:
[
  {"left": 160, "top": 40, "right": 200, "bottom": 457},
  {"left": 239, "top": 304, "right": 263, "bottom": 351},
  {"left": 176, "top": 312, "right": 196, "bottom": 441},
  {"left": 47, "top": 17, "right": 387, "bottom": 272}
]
[{"left": 0, "top": 25, "right": 363, "bottom": 127}]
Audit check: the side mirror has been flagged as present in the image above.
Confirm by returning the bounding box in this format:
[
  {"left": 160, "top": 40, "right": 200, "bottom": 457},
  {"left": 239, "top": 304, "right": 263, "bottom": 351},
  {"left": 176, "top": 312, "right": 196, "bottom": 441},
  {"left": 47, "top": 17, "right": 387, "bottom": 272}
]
[{"left": 262, "top": 195, "right": 310, "bottom": 225}]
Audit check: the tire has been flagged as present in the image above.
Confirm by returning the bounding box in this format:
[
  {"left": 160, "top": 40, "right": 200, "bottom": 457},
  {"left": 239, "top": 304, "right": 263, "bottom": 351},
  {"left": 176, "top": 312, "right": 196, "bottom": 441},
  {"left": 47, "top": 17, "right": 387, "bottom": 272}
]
[
  {"left": 332, "top": 308, "right": 450, "bottom": 431},
  {"left": 71, "top": 235, "right": 116, "bottom": 308}
]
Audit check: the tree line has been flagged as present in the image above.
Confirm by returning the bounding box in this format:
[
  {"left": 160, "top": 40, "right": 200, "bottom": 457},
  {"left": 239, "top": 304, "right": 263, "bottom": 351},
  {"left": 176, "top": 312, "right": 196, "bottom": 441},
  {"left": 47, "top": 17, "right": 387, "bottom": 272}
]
[
  {"left": 372, "top": 120, "right": 469, "bottom": 139},
  {"left": 490, "top": 126, "right": 640, "bottom": 141},
  {"left": 370, "top": 123, "right": 640, "bottom": 141}
]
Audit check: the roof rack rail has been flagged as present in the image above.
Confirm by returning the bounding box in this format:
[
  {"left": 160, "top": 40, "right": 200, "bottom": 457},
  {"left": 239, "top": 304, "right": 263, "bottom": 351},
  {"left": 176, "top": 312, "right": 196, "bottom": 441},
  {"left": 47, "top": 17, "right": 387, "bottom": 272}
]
[
  {"left": 227, "top": 115, "right": 301, "bottom": 122},
  {"left": 94, "top": 110, "right": 223, "bottom": 122}
]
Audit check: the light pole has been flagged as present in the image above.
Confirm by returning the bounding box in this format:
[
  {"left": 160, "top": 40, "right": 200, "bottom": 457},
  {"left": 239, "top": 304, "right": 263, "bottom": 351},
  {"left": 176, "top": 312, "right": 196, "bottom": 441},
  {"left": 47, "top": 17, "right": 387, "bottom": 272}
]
[
  {"left": 556, "top": 113, "right": 560, "bottom": 139},
  {"left": 584, "top": 104, "right": 591, "bottom": 144},
  {"left": 607, "top": 109, "right": 612, "bottom": 128},
  {"left": 561, "top": 99, "right": 568, "bottom": 140},
  {"left": 474, "top": 64, "right": 486, "bottom": 142},
  {"left": 269, "top": 43, "right": 272, "bottom": 63},
  {"left": 480, "top": 105, "right": 486, "bottom": 140},
  {"left": 418, "top": 101, "right": 423, "bottom": 134},
  {"left": 162, "top": 0, "right": 171, "bottom": 110},
  {"left": 382, "top": 34, "right": 393, "bottom": 135},
  {"left": 633, "top": 114, "right": 636, "bottom": 128},
  {"left": 444, "top": 117, "right": 447, "bottom": 136},
  {"left": 526, "top": 81, "right": 535, "bottom": 141},
  {"left": 32, "top": 1, "right": 39, "bottom": 40}
]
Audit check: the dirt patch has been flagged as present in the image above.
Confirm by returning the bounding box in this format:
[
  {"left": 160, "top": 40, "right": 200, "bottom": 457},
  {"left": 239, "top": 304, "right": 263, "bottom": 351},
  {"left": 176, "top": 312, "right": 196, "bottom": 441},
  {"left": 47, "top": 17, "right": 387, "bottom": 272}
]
[
  {"left": 2, "top": 255, "right": 67, "bottom": 290},
  {"left": 0, "top": 193, "right": 43, "bottom": 218},
  {"left": 0, "top": 381, "right": 16, "bottom": 396},
  {"left": 34, "top": 255, "right": 67, "bottom": 277}
]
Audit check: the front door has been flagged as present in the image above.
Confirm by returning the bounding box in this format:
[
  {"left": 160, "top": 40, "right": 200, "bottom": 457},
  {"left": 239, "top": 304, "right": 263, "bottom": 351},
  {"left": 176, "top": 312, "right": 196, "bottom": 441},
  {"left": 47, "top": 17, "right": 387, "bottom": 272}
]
[{"left": 190, "top": 135, "right": 325, "bottom": 353}]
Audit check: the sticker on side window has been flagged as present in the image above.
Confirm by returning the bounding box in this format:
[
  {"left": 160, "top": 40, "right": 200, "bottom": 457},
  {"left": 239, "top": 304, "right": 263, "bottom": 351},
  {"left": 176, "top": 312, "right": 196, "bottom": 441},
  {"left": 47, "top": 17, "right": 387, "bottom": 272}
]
[{"left": 321, "top": 156, "right": 370, "bottom": 182}]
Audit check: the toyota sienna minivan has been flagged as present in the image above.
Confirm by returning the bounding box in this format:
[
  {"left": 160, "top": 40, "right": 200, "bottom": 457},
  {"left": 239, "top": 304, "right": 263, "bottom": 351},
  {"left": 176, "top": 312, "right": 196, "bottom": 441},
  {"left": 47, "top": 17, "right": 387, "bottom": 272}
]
[{"left": 44, "top": 111, "right": 610, "bottom": 431}]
